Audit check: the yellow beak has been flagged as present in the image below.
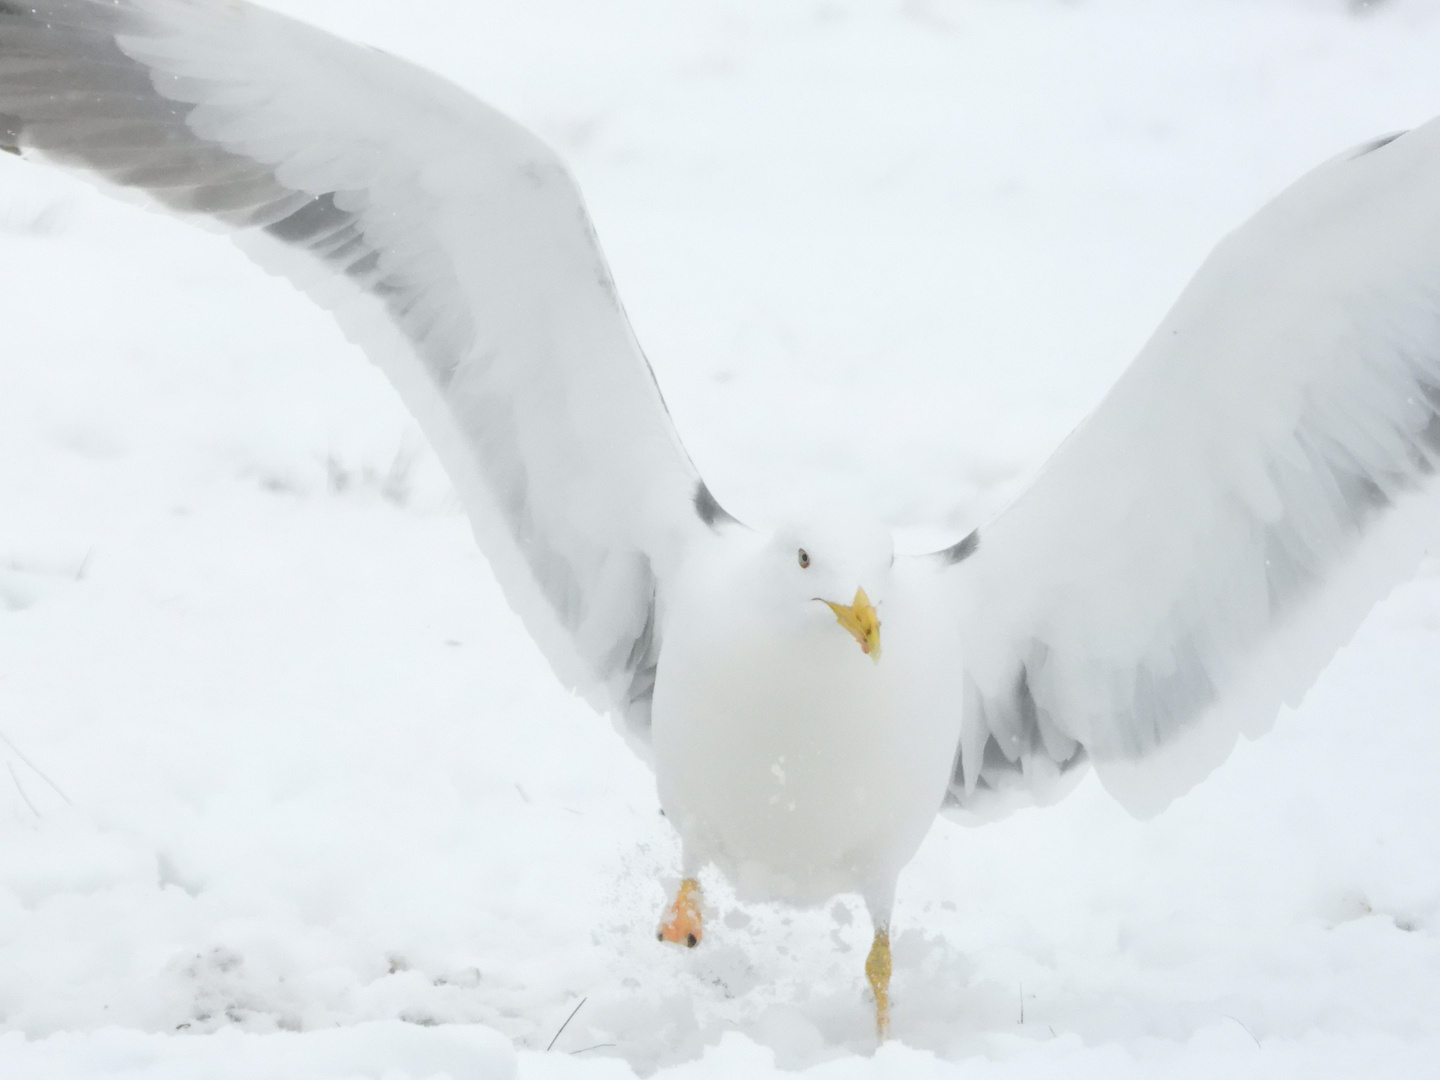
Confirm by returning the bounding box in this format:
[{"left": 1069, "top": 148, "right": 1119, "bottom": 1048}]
[{"left": 823, "top": 587, "right": 882, "bottom": 662}]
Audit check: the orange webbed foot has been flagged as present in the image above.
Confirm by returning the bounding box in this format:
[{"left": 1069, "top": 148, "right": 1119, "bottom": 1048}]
[{"left": 657, "top": 877, "right": 703, "bottom": 947}]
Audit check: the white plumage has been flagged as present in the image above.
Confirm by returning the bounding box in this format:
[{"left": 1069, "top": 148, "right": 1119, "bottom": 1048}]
[
  {"left": 4, "top": 0, "right": 1440, "bottom": 1036},
  {"left": 652, "top": 522, "right": 964, "bottom": 915}
]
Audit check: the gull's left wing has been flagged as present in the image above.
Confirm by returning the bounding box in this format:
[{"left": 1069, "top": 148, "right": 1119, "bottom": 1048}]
[
  {"left": 921, "top": 123, "right": 1440, "bottom": 820},
  {"left": 0, "top": 0, "right": 738, "bottom": 750}
]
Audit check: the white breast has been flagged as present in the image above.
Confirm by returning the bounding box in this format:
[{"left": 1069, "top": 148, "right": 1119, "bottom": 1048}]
[{"left": 651, "top": 548, "right": 964, "bottom": 907}]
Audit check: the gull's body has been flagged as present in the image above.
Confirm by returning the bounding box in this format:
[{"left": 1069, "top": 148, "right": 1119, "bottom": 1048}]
[
  {"left": 653, "top": 527, "right": 962, "bottom": 911},
  {"left": 3, "top": 0, "right": 1440, "bottom": 1039}
]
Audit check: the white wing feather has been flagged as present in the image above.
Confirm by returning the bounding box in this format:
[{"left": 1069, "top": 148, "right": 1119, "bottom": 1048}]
[
  {"left": 936, "top": 125, "right": 1440, "bottom": 819},
  {"left": 0, "top": 0, "right": 723, "bottom": 744}
]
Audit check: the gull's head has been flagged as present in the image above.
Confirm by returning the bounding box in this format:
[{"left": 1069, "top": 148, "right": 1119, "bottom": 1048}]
[{"left": 762, "top": 518, "right": 894, "bottom": 662}]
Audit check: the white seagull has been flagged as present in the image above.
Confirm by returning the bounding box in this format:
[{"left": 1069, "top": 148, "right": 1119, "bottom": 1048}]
[{"left": 4, "top": 0, "right": 1440, "bottom": 1039}]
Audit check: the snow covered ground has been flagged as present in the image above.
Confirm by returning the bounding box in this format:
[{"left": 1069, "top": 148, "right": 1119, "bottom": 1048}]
[{"left": 2, "top": 0, "right": 1439, "bottom": 1075}]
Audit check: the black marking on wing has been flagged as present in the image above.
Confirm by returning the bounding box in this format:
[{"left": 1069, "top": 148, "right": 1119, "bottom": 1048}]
[
  {"left": 935, "top": 528, "right": 979, "bottom": 565},
  {"left": 1349, "top": 130, "right": 1406, "bottom": 159},
  {"left": 694, "top": 481, "right": 738, "bottom": 530}
]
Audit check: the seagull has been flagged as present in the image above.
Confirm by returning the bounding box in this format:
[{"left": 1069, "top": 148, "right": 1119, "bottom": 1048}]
[{"left": 4, "top": 0, "right": 1440, "bottom": 1040}]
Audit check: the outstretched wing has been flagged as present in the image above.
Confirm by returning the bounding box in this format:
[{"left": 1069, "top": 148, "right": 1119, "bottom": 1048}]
[
  {"left": 0, "top": 0, "right": 732, "bottom": 747},
  {"left": 928, "top": 124, "right": 1440, "bottom": 820}
]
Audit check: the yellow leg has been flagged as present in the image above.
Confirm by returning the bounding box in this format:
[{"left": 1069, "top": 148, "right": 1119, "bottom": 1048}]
[
  {"left": 657, "top": 877, "right": 703, "bottom": 947},
  {"left": 866, "top": 927, "right": 892, "bottom": 1040}
]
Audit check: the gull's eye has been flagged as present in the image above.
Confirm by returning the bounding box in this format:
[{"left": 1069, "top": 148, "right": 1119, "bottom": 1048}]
[{"left": 798, "top": 548, "right": 811, "bottom": 569}]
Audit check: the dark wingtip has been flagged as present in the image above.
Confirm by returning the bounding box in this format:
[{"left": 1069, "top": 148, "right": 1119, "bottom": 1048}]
[
  {"left": 1349, "top": 130, "right": 1405, "bottom": 160},
  {"left": 936, "top": 528, "right": 979, "bottom": 565},
  {"left": 694, "top": 481, "right": 738, "bottom": 531}
]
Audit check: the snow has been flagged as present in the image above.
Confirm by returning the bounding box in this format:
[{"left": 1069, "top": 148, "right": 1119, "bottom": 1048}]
[{"left": 1, "top": 0, "right": 1439, "bottom": 1076}]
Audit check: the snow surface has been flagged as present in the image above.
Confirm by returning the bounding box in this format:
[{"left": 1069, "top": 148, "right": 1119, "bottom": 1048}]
[{"left": 2, "top": 0, "right": 1439, "bottom": 1076}]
